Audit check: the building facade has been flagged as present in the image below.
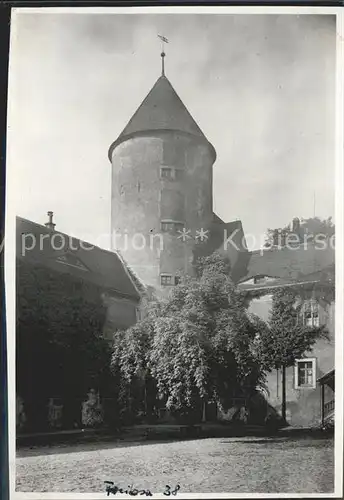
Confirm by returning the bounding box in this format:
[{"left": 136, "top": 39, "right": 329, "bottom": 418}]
[{"left": 238, "top": 241, "right": 335, "bottom": 427}]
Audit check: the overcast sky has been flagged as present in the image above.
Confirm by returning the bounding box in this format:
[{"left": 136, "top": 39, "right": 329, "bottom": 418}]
[{"left": 8, "top": 12, "right": 335, "bottom": 249}]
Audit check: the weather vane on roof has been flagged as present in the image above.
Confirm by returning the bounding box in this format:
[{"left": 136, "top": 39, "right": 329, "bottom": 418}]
[{"left": 158, "top": 34, "right": 169, "bottom": 76}]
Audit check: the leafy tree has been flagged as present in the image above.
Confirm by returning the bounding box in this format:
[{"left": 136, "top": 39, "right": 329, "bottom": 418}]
[
  {"left": 17, "top": 260, "right": 111, "bottom": 430},
  {"left": 111, "top": 253, "right": 267, "bottom": 423},
  {"left": 265, "top": 216, "right": 335, "bottom": 248},
  {"left": 254, "top": 288, "right": 329, "bottom": 422}
]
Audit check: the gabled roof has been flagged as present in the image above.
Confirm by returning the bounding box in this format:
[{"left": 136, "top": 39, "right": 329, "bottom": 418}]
[
  {"left": 110, "top": 75, "right": 214, "bottom": 156},
  {"left": 16, "top": 217, "right": 141, "bottom": 301},
  {"left": 237, "top": 242, "right": 335, "bottom": 291}
]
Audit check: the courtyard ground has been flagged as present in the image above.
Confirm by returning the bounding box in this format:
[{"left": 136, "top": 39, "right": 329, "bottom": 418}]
[{"left": 16, "top": 435, "right": 334, "bottom": 494}]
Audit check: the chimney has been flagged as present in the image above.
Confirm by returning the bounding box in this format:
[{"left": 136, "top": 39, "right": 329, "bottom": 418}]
[
  {"left": 292, "top": 217, "right": 300, "bottom": 233},
  {"left": 45, "top": 211, "right": 56, "bottom": 231}
]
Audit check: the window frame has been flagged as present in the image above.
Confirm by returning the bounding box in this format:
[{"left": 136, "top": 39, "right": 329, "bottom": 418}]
[
  {"left": 160, "top": 166, "right": 185, "bottom": 181},
  {"left": 160, "top": 274, "right": 174, "bottom": 286},
  {"left": 160, "top": 220, "right": 185, "bottom": 234},
  {"left": 302, "top": 299, "right": 320, "bottom": 327},
  {"left": 160, "top": 167, "right": 174, "bottom": 180},
  {"left": 294, "top": 357, "right": 317, "bottom": 389}
]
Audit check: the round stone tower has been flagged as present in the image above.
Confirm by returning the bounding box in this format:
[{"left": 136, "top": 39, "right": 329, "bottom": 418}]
[{"left": 108, "top": 66, "right": 216, "bottom": 291}]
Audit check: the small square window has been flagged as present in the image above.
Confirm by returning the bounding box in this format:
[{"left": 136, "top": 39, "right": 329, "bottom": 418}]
[
  {"left": 160, "top": 274, "right": 173, "bottom": 286},
  {"left": 160, "top": 167, "right": 173, "bottom": 180},
  {"left": 161, "top": 221, "right": 185, "bottom": 233},
  {"left": 161, "top": 221, "right": 174, "bottom": 232},
  {"left": 294, "top": 358, "right": 316, "bottom": 389}
]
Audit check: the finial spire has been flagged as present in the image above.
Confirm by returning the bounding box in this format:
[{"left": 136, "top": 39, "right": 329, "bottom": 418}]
[{"left": 158, "top": 34, "right": 169, "bottom": 76}]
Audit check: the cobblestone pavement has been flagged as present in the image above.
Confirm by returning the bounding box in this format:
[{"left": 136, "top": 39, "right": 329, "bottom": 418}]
[{"left": 16, "top": 435, "right": 334, "bottom": 494}]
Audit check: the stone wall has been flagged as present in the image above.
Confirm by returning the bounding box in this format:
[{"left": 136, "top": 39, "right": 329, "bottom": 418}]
[{"left": 110, "top": 131, "right": 214, "bottom": 290}]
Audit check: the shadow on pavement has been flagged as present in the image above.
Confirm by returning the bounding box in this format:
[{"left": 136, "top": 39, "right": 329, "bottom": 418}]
[{"left": 16, "top": 436, "right": 202, "bottom": 458}]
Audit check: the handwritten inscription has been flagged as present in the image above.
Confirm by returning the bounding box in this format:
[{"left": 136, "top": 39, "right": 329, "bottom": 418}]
[{"left": 104, "top": 481, "right": 180, "bottom": 496}]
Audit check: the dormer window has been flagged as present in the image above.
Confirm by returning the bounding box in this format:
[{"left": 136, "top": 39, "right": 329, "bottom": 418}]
[{"left": 302, "top": 299, "right": 320, "bottom": 327}]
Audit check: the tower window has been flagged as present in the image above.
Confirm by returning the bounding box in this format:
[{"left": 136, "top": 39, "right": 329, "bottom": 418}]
[
  {"left": 160, "top": 167, "right": 174, "bottom": 180},
  {"left": 160, "top": 274, "right": 173, "bottom": 286},
  {"left": 161, "top": 221, "right": 174, "bottom": 232},
  {"left": 160, "top": 221, "right": 185, "bottom": 233},
  {"left": 160, "top": 167, "right": 185, "bottom": 181}
]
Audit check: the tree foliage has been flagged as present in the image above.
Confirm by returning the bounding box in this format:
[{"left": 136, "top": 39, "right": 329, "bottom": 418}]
[
  {"left": 111, "top": 253, "right": 267, "bottom": 419},
  {"left": 265, "top": 216, "right": 335, "bottom": 248},
  {"left": 17, "top": 260, "right": 112, "bottom": 429}
]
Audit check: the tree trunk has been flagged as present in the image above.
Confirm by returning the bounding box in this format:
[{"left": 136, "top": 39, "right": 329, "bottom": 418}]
[
  {"left": 281, "top": 365, "right": 287, "bottom": 423},
  {"left": 144, "top": 379, "right": 148, "bottom": 419},
  {"left": 202, "top": 399, "right": 207, "bottom": 423}
]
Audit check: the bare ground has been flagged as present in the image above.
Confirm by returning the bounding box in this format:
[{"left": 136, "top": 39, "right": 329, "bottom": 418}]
[{"left": 16, "top": 435, "right": 334, "bottom": 494}]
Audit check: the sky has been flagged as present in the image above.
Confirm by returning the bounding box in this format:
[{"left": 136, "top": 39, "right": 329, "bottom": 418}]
[{"left": 7, "top": 11, "right": 336, "bottom": 250}]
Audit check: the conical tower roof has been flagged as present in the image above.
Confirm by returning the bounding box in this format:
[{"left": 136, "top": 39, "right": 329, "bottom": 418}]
[
  {"left": 120, "top": 75, "right": 206, "bottom": 139},
  {"left": 109, "top": 74, "right": 216, "bottom": 161}
]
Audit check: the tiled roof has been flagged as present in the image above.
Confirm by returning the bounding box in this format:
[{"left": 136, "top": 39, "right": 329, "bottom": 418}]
[
  {"left": 16, "top": 217, "right": 141, "bottom": 300},
  {"left": 317, "top": 369, "right": 335, "bottom": 385},
  {"left": 110, "top": 76, "right": 214, "bottom": 153},
  {"left": 238, "top": 242, "right": 335, "bottom": 287}
]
